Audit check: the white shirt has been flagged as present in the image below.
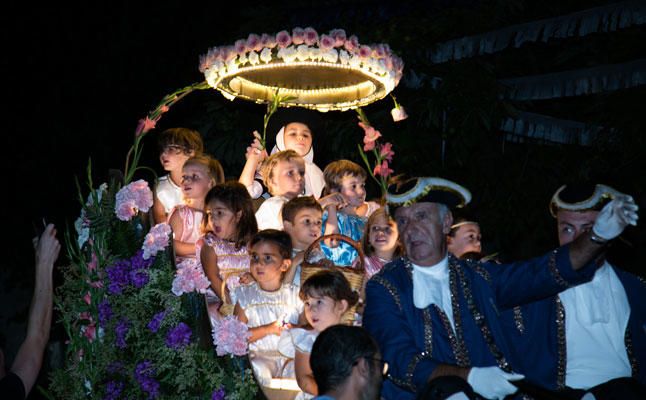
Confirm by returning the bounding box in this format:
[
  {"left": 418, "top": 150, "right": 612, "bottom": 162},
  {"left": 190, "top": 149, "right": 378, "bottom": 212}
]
[
  {"left": 412, "top": 256, "right": 455, "bottom": 331},
  {"left": 559, "top": 261, "right": 631, "bottom": 389},
  {"left": 255, "top": 196, "right": 288, "bottom": 230},
  {"left": 155, "top": 175, "right": 183, "bottom": 214}
]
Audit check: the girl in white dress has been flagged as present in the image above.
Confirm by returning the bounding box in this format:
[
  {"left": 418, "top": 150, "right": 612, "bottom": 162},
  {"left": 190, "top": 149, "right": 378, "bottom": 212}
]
[
  {"left": 287, "top": 270, "right": 359, "bottom": 398},
  {"left": 233, "top": 230, "right": 304, "bottom": 386}
]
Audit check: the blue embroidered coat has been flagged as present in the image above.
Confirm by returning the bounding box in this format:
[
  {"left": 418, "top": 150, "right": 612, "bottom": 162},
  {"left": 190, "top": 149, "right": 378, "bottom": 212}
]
[
  {"left": 502, "top": 263, "right": 646, "bottom": 390},
  {"left": 363, "top": 248, "right": 595, "bottom": 400}
]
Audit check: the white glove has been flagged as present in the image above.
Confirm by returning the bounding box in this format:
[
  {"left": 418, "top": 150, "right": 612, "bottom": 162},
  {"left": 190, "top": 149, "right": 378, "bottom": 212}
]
[
  {"left": 467, "top": 366, "right": 524, "bottom": 400},
  {"left": 592, "top": 195, "right": 639, "bottom": 241}
]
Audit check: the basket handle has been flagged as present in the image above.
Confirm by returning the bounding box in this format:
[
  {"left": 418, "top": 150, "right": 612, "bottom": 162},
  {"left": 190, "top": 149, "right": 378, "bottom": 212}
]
[
  {"left": 303, "top": 233, "right": 365, "bottom": 271},
  {"left": 219, "top": 269, "right": 248, "bottom": 306}
]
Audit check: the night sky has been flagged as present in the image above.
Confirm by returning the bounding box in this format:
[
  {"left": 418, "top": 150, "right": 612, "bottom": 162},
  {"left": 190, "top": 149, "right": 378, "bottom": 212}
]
[{"left": 1, "top": 0, "right": 644, "bottom": 390}]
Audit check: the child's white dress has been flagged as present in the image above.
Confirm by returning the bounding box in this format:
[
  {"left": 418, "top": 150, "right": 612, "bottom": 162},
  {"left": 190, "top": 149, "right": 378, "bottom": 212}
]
[
  {"left": 155, "top": 175, "right": 183, "bottom": 214},
  {"left": 233, "top": 282, "right": 303, "bottom": 386}
]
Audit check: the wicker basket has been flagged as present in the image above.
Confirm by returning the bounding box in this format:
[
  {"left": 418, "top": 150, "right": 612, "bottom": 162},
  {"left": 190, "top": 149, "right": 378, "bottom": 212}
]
[
  {"left": 300, "top": 234, "right": 365, "bottom": 325},
  {"left": 218, "top": 269, "right": 248, "bottom": 317}
]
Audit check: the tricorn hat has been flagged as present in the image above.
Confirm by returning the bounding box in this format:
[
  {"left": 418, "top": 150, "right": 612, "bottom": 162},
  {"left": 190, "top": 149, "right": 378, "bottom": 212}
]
[
  {"left": 549, "top": 183, "right": 620, "bottom": 217},
  {"left": 386, "top": 177, "right": 471, "bottom": 214}
]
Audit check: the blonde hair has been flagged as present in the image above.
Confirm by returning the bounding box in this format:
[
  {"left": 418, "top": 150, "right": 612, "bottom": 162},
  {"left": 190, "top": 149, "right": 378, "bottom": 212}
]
[
  {"left": 183, "top": 155, "right": 225, "bottom": 185},
  {"left": 260, "top": 150, "right": 304, "bottom": 195}
]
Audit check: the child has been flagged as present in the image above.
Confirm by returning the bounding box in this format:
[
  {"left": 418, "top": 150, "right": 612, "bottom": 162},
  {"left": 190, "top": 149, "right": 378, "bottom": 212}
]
[
  {"left": 319, "top": 160, "right": 380, "bottom": 265},
  {"left": 233, "top": 230, "right": 304, "bottom": 387},
  {"left": 197, "top": 181, "right": 258, "bottom": 312},
  {"left": 152, "top": 127, "right": 204, "bottom": 224},
  {"left": 283, "top": 270, "right": 359, "bottom": 398},
  {"left": 254, "top": 150, "right": 306, "bottom": 230},
  {"left": 361, "top": 207, "right": 403, "bottom": 279},
  {"left": 282, "top": 196, "right": 323, "bottom": 286},
  {"left": 239, "top": 121, "right": 325, "bottom": 199},
  {"left": 168, "top": 155, "right": 224, "bottom": 263}
]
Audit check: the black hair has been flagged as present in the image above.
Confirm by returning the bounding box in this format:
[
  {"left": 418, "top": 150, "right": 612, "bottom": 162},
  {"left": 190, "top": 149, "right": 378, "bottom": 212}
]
[{"left": 249, "top": 229, "right": 292, "bottom": 259}]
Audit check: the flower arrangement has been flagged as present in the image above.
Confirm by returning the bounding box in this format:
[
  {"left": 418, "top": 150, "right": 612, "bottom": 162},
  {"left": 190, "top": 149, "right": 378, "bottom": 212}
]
[
  {"left": 356, "top": 108, "right": 396, "bottom": 198},
  {"left": 199, "top": 27, "right": 404, "bottom": 111},
  {"left": 212, "top": 316, "right": 251, "bottom": 357},
  {"left": 49, "top": 88, "right": 257, "bottom": 399}
]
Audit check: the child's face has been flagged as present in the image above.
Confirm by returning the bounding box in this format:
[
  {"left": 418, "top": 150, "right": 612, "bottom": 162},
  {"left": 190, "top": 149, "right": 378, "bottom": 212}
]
[
  {"left": 336, "top": 174, "right": 366, "bottom": 208},
  {"left": 369, "top": 214, "right": 399, "bottom": 257},
  {"left": 205, "top": 200, "right": 240, "bottom": 241},
  {"left": 283, "top": 123, "right": 312, "bottom": 157},
  {"left": 181, "top": 164, "right": 214, "bottom": 200},
  {"left": 283, "top": 208, "right": 322, "bottom": 250},
  {"left": 249, "top": 241, "right": 290, "bottom": 290},
  {"left": 160, "top": 144, "right": 193, "bottom": 173},
  {"left": 303, "top": 295, "right": 347, "bottom": 332},
  {"left": 269, "top": 159, "right": 305, "bottom": 199}
]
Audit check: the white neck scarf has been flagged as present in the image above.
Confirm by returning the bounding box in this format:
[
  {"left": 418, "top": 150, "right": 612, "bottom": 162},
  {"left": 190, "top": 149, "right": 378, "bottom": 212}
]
[{"left": 412, "top": 256, "right": 455, "bottom": 330}]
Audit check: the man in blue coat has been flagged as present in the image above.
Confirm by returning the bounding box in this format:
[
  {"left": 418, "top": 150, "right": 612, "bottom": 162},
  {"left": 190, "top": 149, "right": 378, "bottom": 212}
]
[
  {"left": 504, "top": 183, "right": 645, "bottom": 399},
  {"left": 362, "top": 177, "right": 638, "bottom": 400}
]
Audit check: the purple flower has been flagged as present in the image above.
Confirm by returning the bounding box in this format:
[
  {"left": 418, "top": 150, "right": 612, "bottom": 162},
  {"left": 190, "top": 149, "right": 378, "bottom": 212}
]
[
  {"left": 131, "top": 249, "right": 153, "bottom": 270},
  {"left": 147, "top": 311, "right": 166, "bottom": 333},
  {"left": 166, "top": 322, "right": 192, "bottom": 350},
  {"left": 106, "top": 260, "right": 130, "bottom": 295},
  {"left": 303, "top": 27, "right": 319, "bottom": 46},
  {"left": 115, "top": 318, "right": 130, "bottom": 349},
  {"left": 135, "top": 361, "right": 160, "bottom": 399},
  {"left": 276, "top": 30, "right": 292, "bottom": 48},
  {"left": 319, "top": 34, "right": 335, "bottom": 50},
  {"left": 130, "top": 269, "right": 149, "bottom": 288},
  {"left": 104, "top": 380, "right": 124, "bottom": 400},
  {"left": 292, "top": 27, "right": 305, "bottom": 45},
  {"left": 98, "top": 299, "right": 113, "bottom": 327},
  {"left": 212, "top": 387, "right": 226, "bottom": 400}
]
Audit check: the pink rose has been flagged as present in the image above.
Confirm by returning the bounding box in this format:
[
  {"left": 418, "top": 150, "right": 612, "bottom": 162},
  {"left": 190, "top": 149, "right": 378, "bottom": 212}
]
[
  {"left": 276, "top": 30, "right": 292, "bottom": 48},
  {"left": 374, "top": 160, "right": 394, "bottom": 178},
  {"left": 319, "top": 34, "right": 334, "bottom": 50},
  {"left": 223, "top": 45, "right": 237, "bottom": 62},
  {"left": 373, "top": 44, "right": 386, "bottom": 58},
  {"left": 358, "top": 45, "right": 372, "bottom": 59},
  {"left": 246, "top": 33, "right": 262, "bottom": 52},
  {"left": 292, "top": 27, "right": 305, "bottom": 45},
  {"left": 344, "top": 35, "right": 359, "bottom": 52},
  {"left": 391, "top": 106, "right": 408, "bottom": 122},
  {"left": 260, "top": 33, "right": 276, "bottom": 48},
  {"left": 303, "top": 27, "right": 319, "bottom": 46},
  {"left": 330, "top": 29, "right": 346, "bottom": 47},
  {"left": 234, "top": 39, "right": 247, "bottom": 55}
]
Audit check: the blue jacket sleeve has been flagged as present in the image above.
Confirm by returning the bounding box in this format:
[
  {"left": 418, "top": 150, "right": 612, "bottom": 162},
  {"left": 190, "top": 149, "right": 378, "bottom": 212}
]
[
  {"left": 363, "top": 276, "right": 438, "bottom": 392},
  {"left": 485, "top": 245, "right": 597, "bottom": 310}
]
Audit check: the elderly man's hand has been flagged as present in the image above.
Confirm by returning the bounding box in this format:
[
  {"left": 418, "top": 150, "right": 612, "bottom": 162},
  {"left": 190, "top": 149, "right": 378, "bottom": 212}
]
[{"left": 592, "top": 195, "right": 639, "bottom": 241}]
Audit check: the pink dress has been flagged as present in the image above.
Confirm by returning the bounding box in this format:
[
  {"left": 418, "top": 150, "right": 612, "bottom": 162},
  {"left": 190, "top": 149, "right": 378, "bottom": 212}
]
[
  {"left": 168, "top": 205, "right": 204, "bottom": 266},
  {"left": 364, "top": 255, "right": 389, "bottom": 279}
]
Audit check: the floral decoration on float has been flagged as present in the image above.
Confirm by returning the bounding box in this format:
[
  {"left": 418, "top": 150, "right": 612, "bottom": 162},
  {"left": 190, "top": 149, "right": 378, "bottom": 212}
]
[{"left": 199, "top": 27, "right": 404, "bottom": 112}]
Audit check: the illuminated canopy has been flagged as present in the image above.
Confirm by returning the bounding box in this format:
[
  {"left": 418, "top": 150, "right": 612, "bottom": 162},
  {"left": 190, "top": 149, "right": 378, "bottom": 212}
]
[{"left": 199, "top": 28, "right": 404, "bottom": 111}]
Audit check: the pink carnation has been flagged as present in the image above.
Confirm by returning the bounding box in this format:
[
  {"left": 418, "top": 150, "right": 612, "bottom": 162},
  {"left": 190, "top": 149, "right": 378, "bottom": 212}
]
[
  {"left": 246, "top": 33, "right": 262, "bottom": 52},
  {"left": 276, "top": 30, "right": 292, "bottom": 48},
  {"left": 171, "top": 260, "right": 210, "bottom": 296},
  {"left": 329, "top": 29, "right": 346, "bottom": 47},
  {"left": 260, "top": 33, "right": 277, "bottom": 49},
  {"left": 142, "top": 223, "right": 172, "bottom": 260},
  {"left": 303, "top": 27, "right": 319, "bottom": 46},
  {"left": 115, "top": 179, "right": 153, "bottom": 221},
  {"left": 374, "top": 160, "right": 394, "bottom": 178},
  {"left": 359, "top": 122, "right": 382, "bottom": 151},
  {"left": 234, "top": 39, "right": 247, "bottom": 55},
  {"left": 319, "top": 34, "right": 335, "bottom": 50},
  {"left": 212, "top": 316, "right": 250, "bottom": 356},
  {"left": 358, "top": 45, "right": 372, "bottom": 59},
  {"left": 292, "top": 27, "right": 305, "bottom": 45},
  {"left": 344, "top": 35, "right": 359, "bottom": 52}
]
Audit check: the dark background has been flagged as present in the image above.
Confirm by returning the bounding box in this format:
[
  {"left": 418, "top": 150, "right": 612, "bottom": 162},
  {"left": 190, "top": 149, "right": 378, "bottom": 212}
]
[{"left": 1, "top": 0, "right": 644, "bottom": 397}]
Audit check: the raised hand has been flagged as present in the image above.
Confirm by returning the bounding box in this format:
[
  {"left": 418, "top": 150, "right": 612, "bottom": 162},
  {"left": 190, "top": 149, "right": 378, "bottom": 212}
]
[{"left": 592, "top": 194, "right": 639, "bottom": 241}]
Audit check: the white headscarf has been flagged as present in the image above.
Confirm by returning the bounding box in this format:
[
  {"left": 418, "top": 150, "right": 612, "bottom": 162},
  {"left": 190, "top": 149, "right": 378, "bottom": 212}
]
[{"left": 270, "top": 126, "right": 315, "bottom": 163}]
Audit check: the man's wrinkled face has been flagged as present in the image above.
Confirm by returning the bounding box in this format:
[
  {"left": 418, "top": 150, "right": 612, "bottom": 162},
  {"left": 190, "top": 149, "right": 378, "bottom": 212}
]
[
  {"left": 556, "top": 209, "right": 599, "bottom": 246},
  {"left": 394, "top": 202, "right": 452, "bottom": 266}
]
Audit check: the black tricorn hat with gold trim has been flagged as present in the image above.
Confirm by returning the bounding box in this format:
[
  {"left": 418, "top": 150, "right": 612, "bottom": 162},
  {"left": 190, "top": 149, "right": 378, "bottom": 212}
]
[
  {"left": 386, "top": 177, "right": 471, "bottom": 214},
  {"left": 549, "top": 183, "right": 621, "bottom": 217}
]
